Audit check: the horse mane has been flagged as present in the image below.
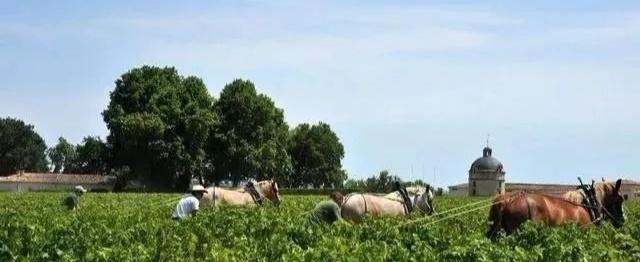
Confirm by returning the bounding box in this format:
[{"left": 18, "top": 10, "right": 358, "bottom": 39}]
[{"left": 594, "top": 181, "right": 615, "bottom": 205}]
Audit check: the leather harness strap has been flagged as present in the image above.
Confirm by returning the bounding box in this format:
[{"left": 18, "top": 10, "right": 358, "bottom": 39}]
[
  {"left": 361, "top": 194, "right": 368, "bottom": 214},
  {"left": 579, "top": 187, "right": 602, "bottom": 223},
  {"left": 246, "top": 183, "right": 264, "bottom": 205}
]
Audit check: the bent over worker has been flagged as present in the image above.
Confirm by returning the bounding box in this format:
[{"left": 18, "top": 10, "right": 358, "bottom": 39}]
[
  {"left": 172, "top": 185, "right": 208, "bottom": 219},
  {"left": 63, "top": 185, "right": 87, "bottom": 210},
  {"left": 307, "top": 192, "right": 344, "bottom": 224}
]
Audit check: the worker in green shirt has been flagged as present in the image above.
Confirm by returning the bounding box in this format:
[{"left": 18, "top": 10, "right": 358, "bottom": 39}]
[
  {"left": 308, "top": 192, "right": 344, "bottom": 224},
  {"left": 63, "top": 185, "right": 87, "bottom": 210}
]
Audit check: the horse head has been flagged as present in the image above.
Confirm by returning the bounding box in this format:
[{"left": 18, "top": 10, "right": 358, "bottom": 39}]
[
  {"left": 410, "top": 186, "right": 435, "bottom": 215},
  {"left": 256, "top": 178, "right": 281, "bottom": 206},
  {"left": 595, "top": 179, "right": 625, "bottom": 228}
]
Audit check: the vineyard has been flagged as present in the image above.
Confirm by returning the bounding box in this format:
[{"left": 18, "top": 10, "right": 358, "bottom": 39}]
[{"left": 1, "top": 193, "right": 639, "bottom": 261}]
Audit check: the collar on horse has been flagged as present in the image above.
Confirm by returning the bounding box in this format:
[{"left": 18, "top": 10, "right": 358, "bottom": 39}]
[
  {"left": 245, "top": 182, "right": 264, "bottom": 205},
  {"left": 577, "top": 182, "right": 602, "bottom": 224},
  {"left": 394, "top": 182, "right": 413, "bottom": 215}
]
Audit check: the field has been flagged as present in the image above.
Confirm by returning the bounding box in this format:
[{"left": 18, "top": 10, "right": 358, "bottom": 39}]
[{"left": 1, "top": 193, "right": 639, "bottom": 261}]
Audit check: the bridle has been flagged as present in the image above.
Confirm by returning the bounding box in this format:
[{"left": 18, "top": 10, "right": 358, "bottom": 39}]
[{"left": 577, "top": 186, "right": 624, "bottom": 226}]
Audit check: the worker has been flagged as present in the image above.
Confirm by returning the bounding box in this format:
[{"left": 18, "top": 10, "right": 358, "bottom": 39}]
[
  {"left": 172, "top": 184, "right": 208, "bottom": 219},
  {"left": 307, "top": 191, "right": 344, "bottom": 224},
  {"left": 63, "top": 185, "right": 87, "bottom": 210}
]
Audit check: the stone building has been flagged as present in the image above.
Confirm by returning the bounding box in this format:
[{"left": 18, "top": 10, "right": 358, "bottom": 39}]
[
  {"left": 0, "top": 172, "right": 116, "bottom": 192},
  {"left": 448, "top": 146, "right": 640, "bottom": 199},
  {"left": 468, "top": 146, "right": 505, "bottom": 196}
]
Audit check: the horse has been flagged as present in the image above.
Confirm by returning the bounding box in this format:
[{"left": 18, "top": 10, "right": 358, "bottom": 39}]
[
  {"left": 486, "top": 179, "right": 625, "bottom": 238},
  {"left": 201, "top": 179, "right": 281, "bottom": 206},
  {"left": 340, "top": 186, "right": 434, "bottom": 222}
]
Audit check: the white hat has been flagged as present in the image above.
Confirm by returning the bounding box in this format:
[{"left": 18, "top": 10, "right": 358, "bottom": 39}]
[
  {"left": 190, "top": 185, "right": 207, "bottom": 193},
  {"left": 74, "top": 185, "right": 87, "bottom": 193}
]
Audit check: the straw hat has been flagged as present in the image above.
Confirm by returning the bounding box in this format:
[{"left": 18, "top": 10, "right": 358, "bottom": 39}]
[{"left": 74, "top": 185, "right": 87, "bottom": 193}]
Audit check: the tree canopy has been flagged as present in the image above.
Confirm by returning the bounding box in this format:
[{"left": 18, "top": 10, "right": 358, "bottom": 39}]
[
  {"left": 47, "top": 137, "right": 76, "bottom": 173},
  {"left": 288, "top": 122, "right": 346, "bottom": 187},
  {"left": 103, "top": 66, "right": 216, "bottom": 190},
  {"left": 207, "top": 79, "right": 291, "bottom": 185},
  {"left": 67, "top": 136, "right": 107, "bottom": 174},
  {"left": 0, "top": 117, "right": 48, "bottom": 175},
  {"left": 0, "top": 65, "right": 350, "bottom": 189}
]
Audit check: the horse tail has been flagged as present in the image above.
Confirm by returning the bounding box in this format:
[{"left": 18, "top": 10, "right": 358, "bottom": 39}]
[{"left": 486, "top": 194, "right": 506, "bottom": 239}]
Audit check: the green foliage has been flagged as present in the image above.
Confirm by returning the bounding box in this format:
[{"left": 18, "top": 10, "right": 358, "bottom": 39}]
[
  {"left": 208, "top": 79, "right": 291, "bottom": 185},
  {"left": 367, "top": 170, "right": 402, "bottom": 192},
  {"left": 102, "top": 66, "right": 216, "bottom": 190},
  {"left": 47, "top": 137, "right": 77, "bottom": 173},
  {"left": 70, "top": 136, "right": 108, "bottom": 174},
  {"left": 0, "top": 117, "right": 48, "bottom": 175},
  {"left": 0, "top": 194, "right": 638, "bottom": 261},
  {"left": 288, "top": 122, "right": 346, "bottom": 188}
]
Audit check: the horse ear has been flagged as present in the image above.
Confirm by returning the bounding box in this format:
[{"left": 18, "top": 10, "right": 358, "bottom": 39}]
[{"left": 615, "top": 179, "right": 622, "bottom": 192}]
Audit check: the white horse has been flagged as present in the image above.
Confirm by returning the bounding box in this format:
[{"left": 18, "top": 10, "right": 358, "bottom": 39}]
[
  {"left": 200, "top": 179, "right": 281, "bottom": 206},
  {"left": 341, "top": 186, "right": 434, "bottom": 222}
]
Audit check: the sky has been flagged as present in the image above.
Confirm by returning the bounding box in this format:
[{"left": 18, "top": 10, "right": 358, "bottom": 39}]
[{"left": 1, "top": 1, "right": 639, "bottom": 188}]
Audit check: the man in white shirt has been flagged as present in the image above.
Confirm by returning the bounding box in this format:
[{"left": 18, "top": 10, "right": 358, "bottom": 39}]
[{"left": 172, "top": 185, "right": 208, "bottom": 219}]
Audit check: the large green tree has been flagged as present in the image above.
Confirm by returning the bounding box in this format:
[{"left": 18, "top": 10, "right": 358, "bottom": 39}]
[
  {"left": 0, "top": 117, "right": 48, "bottom": 175},
  {"left": 208, "top": 79, "right": 291, "bottom": 185},
  {"left": 66, "top": 136, "right": 107, "bottom": 174},
  {"left": 47, "top": 137, "right": 77, "bottom": 173},
  {"left": 103, "top": 66, "right": 216, "bottom": 190},
  {"left": 288, "top": 122, "right": 346, "bottom": 188}
]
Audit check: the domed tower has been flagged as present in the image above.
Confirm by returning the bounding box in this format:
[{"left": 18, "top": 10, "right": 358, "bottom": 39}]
[{"left": 468, "top": 146, "right": 505, "bottom": 196}]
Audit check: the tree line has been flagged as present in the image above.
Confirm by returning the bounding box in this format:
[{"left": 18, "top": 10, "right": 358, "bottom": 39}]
[
  {"left": 343, "top": 170, "right": 443, "bottom": 195},
  {"left": 0, "top": 66, "right": 346, "bottom": 190}
]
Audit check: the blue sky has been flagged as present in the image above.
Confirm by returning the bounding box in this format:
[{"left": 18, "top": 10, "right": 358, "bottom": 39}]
[{"left": 1, "top": 1, "right": 639, "bottom": 188}]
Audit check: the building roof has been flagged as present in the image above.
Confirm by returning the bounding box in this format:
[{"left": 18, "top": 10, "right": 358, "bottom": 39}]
[
  {"left": 448, "top": 183, "right": 469, "bottom": 189},
  {"left": 621, "top": 179, "right": 640, "bottom": 186},
  {"left": 470, "top": 147, "right": 504, "bottom": 173},
  {"left": 0, "top": 173, "right": 116, "bottom": 185},
  {"left": 448, "top": 179, "right": 640, "bottom": 192}
]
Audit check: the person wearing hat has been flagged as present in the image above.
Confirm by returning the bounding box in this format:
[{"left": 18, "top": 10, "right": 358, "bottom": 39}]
[
  {"left": 63, "top": 185, "right": 87, "bottom": 210},
  {"left": 307, "top": 191, "right": 344, "bottom": 225},
  {"left": 172, "top": 185, "right": 208, "bottom": 219}
]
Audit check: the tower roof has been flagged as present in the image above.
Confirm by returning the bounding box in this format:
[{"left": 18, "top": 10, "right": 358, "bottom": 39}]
[{"left": 470, "top": 146, "right": 504, "bottom": 172}]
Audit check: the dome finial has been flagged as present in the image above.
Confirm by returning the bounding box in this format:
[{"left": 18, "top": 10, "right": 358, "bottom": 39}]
[{"left": 486, "top": 133, "right": 490, "bottom": 148}]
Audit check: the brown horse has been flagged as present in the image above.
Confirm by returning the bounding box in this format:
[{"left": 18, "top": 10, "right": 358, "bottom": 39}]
[
  {"left": 487, "top": 179, "right": 625, "bottom": 238},
  {"left": 200, "top": 179, "right": 281, "bottom": 206}
]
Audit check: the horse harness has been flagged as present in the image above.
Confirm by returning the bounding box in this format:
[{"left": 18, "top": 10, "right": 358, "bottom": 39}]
[
  {"left": 245, "top": 183, "right": 264, "bottom": 205},
  {"left": 395, "top": 182, "right": 414, "bottom": 215},
  {"left": 577, "top": 184, "right": 602, "bottom": 224}
]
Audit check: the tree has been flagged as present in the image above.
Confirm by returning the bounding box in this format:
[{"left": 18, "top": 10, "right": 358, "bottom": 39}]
[
  {"left": 365, "top": 170, "right": 402, "bottom": 192},
  {"left": 47, "top": 137, "right": 77, "bottom": 173},
  {"left": 288, "top": 122, "right": 346, "bottom": 188},
  {"left": 0, "top": 117, "right": 48, "bottom": 175},
  {"left": 67, "top": 136, "right": 107, "bottom": 174},
  {"left": 103, "top": 66, "right": 216, "bottom": 190},
  {"left": 344, "top": 178, "right": 367, "bottom": 190},
  {"left": 207, "top": 79, "right": 291, "bottom": 186}
]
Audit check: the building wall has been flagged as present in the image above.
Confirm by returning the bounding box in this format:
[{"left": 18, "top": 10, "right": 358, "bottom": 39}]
[
  {"left": 469, "top": 179, "right": 504, "bottom": 196},
  {"left": 620, "top": 185, "right": 640, "bottom": 200},
  {"left": 0, "top": 182, "right": 113, "bottom": 192},
  {"left": 448, "top": 187, "right": 468, "bottom": 196}
]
